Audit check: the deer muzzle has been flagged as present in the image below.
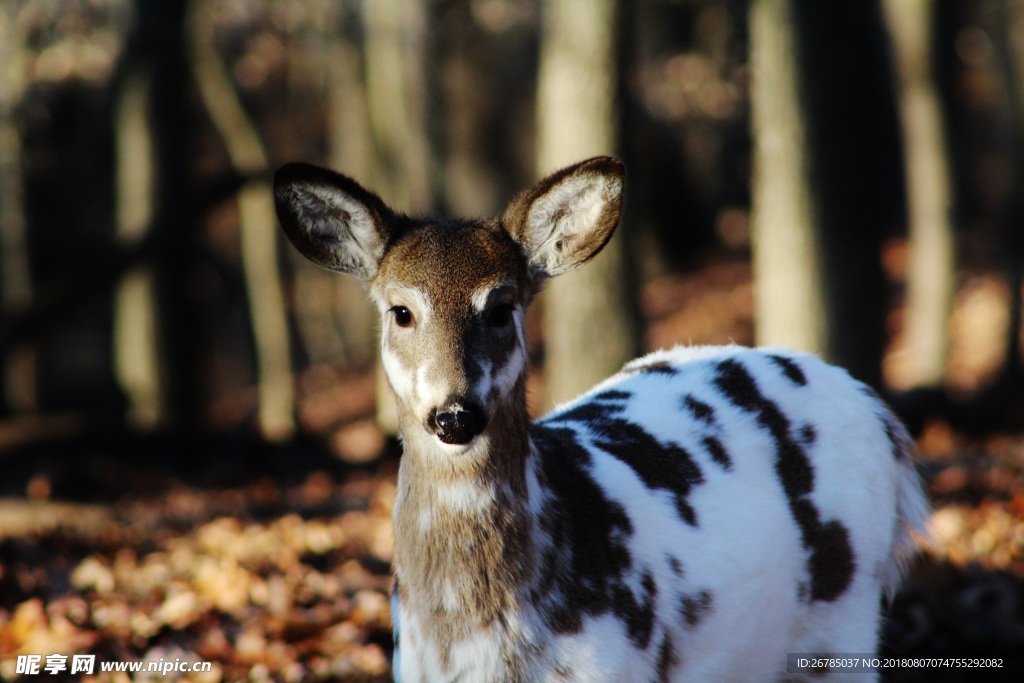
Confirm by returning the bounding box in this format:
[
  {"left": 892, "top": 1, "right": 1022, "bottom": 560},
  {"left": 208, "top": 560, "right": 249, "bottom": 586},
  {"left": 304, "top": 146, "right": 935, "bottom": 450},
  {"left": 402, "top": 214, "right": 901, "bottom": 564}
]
[{"left": 429, "top": 400, "right": 487, "bottom": 445}]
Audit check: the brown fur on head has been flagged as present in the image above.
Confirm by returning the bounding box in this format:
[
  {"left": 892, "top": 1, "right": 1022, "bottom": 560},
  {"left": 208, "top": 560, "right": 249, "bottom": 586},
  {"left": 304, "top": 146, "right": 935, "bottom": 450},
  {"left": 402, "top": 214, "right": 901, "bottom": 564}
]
[{"left": 274, "top": 156, "right": 625, "bottom": 452}]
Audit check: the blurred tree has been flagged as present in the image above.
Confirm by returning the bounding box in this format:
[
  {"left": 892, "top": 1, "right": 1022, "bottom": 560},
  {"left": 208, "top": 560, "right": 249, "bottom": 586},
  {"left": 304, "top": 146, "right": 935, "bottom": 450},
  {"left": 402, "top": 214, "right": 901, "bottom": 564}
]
[
  {"left": 362, "top": 0, "right": 435, "bottom": 214},
  {"left": 535, "top": 0, "right": 640, "bottom": 407},
  {"left": 884, "top": 0, "right": 956, "bottom": 390},
  {"left": 142, "top": 0, "right": 205, "bottom": 431},
  {"left": 749, "top": 0, "right": 825, "bottom": 358},
  {"left": 0, "top": 3, "right": 33, "bottom": 414},
  {"left": 276, "top": 4, "right": 378, "bottom": 389},
  {"left": 361, "top": 0, "right": 437, "bottom": 433},
  {"left": 435, "top": 0, "right": 536, "bottom": 218},
  {"left": 750, "top": 0, "right": 896, "bottom": 387},
  {"left": 188, "top": 0, "right": 295, "bottom": 442},
  {"left": 993, "top": 0, "right": 1024, "bottom": 385},
  {"left": 112, "top": 61, "right": 164, "bottom": 430},
  {"left": 318, "top": 4, "right": 377, "bottom": 368}
]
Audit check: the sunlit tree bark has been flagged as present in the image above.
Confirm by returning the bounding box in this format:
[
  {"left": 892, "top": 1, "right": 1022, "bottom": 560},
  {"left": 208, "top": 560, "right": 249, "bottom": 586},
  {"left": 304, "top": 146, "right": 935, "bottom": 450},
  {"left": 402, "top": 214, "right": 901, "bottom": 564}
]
[
  {"left": 361, "top": 0, "right": 434, "bottom": 213},
  {"left": 112, "top": 65, "right": 164, "bottom": 429},
  {"left": 750, "top": 0, "right": 893, "bottom": 386},
  {"left": 536, "top": 0, "right": 640, "bottom": 407},
  {"left": 190, "top": 0, "right": 294, "bottom": 441},
  {"left": 749, "top": 0, "right": 826, "bottom": 358},
  {"left": 884, "top": 0, "right": 956, "bottom": 389}
]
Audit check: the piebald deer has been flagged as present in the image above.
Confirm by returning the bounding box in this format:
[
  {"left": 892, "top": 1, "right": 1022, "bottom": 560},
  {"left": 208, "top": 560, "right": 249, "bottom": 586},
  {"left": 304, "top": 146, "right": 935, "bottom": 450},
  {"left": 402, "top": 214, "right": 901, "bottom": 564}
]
[{"left": 274, "top": 157, "right": 929, "bottom": 682}]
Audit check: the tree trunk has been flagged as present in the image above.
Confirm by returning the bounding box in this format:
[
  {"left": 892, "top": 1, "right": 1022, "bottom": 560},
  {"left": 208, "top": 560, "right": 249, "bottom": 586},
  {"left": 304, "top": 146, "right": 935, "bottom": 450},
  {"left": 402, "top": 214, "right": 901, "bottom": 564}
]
[
  {"left": 750, "top": 0, "right": 894, "bottom": 387},
  {"left": 144, "top": 0, "right": 204, "bottom": 432},
  {"left": 324, "top": 24, "right": 377, "bottom": 367},
  {"left": 883, "top": 0, "right": 956, "bottom": 389},
  {"left": 0, "top": 6, "right": 34, "bottom": 414},
  {"left": 993, "top": 0, "right": 1024, "bottom": 383},
  {"left": 112, "top": 66, "right": 164, "bottom": 429},
  {"left": 749, "top": 0, "right": 827, "bottom": 357},
  {"left": 535, "top": 0, "right": 640, "bottom": 407},
  {"left": 189, "top": 0, "right": 295, "bottom": 441},
  {"left": 361, "top": 0, "right": 436, "bottom": 433}
]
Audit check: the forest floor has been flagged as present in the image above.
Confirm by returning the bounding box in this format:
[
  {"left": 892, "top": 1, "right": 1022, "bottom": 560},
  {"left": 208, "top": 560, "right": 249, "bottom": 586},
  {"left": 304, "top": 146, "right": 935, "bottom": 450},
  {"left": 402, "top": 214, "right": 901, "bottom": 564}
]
[{"left": 2, "top": 250, "right": 1024, "bottom": 682}]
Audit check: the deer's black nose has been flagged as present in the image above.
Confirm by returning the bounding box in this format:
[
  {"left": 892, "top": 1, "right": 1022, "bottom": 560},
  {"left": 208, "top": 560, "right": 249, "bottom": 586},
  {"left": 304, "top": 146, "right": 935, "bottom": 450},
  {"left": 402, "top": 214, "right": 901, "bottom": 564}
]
[{"left": 430, "top": 402, "right": 486, "bottom": 445}]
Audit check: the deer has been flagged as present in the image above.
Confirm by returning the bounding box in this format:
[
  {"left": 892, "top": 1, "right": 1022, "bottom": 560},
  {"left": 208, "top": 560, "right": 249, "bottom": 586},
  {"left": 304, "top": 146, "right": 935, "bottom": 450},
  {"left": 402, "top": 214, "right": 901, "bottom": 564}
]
[{"left": 273, "top": 157, "right": 930, "bottom": 682}]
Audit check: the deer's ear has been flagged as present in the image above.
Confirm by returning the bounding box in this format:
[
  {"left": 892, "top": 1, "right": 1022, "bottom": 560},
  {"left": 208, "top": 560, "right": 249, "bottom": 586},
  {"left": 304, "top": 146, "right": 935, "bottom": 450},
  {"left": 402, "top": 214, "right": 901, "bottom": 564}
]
[
  {"left": 274, "top": 163, "right": 395, "bottom": 280},
  {"left": 503, "top": 156, "right": 624, "bottom": 279}
]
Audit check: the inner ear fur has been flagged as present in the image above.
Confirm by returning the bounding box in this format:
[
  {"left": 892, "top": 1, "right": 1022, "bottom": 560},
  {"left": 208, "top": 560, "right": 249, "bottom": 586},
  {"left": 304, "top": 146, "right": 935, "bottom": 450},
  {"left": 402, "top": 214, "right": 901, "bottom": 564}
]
[
  {"left": 274, "top": 163, "right": 396, "bottom": 280},
  {"left": 502, "top": 156, "right": 625, "bottom": 279}
]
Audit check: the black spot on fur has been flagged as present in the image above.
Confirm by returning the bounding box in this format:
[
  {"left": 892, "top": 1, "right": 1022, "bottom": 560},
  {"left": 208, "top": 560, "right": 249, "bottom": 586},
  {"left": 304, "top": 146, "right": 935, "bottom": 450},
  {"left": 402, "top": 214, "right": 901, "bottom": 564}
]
[
  {"left": 594, "top": 389, "right": 632, "bottom": 402},
  {"left": 666, "top": 554, "right": 684, "bottom": 577},
  {"left": 858, "top": 384, "right": 910, "bottom": 461},
  {"left": 554, "top": 393, "right": 624, "bottom": 425},
  {"left": 656, "top": 633, "right": 678, "bottom": 682},
  {"left": 807, "top": 521, "right": 857, "bottom": 602},
  {"left": 682, "top": 395, "right": 716, "bottom": 424},
  {"left": 612, "top": 569, "right": 657, "bottom": 649},
  {"left": 391, "top": 582, "right": 400, "bottom": 649},
  {"left": 680, "top": 589, "right": 713, "bottom": 628},
  {"left": 713, "top": 359, "right": 855, "bottom": 603},
  {"left": 702, "top": 435, "right": 732, "bottom": 471},
  {"left": 624, "top": 358, "right": 678, "bottom": 375},
  {"left": 596, "top": 424, "right": 703, "bottom": 526},
  {"left": 714, "top": 360, "right": 813, "bottom": 500},
  {"left": 858, "top": 383, "right": 882, "bottom": 401},
  {"left": 768, "top": 354, "right": 808, "bottom": 386},
  {"left": 557, "top": 401, "right": 610, "bottom": 428},
  {"left": 554, "top": 399, "right": 704, "bottom": 527},
  {"left": 800, "top": 424, "right": 817, "bottom": 446},
  {"left": 883, "top": 414, "right": 908, "bottom": 461},
  {"left": 531, "top": 425, "right": 640, "bottom": 635}
]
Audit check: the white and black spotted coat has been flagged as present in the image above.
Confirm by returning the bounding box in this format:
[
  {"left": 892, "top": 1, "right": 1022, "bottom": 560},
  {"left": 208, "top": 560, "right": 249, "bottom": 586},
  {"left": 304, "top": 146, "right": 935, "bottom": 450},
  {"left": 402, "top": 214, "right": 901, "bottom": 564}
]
[{"left": 392, "top": 345, "right": 928, "bottom": 682}]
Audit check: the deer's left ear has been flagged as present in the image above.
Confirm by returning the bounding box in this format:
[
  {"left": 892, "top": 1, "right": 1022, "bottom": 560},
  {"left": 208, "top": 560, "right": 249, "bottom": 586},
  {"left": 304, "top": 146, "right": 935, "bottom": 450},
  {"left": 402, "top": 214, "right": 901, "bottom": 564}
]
[{"left": 502, "top": 156, "right": 625, "bottom": 279}]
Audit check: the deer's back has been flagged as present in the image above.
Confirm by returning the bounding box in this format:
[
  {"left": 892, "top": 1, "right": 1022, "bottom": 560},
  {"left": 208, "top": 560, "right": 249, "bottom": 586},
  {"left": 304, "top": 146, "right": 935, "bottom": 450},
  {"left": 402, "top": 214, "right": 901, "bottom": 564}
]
[{"left": 522, "top": 345, "right": 914, "bottom": 680}]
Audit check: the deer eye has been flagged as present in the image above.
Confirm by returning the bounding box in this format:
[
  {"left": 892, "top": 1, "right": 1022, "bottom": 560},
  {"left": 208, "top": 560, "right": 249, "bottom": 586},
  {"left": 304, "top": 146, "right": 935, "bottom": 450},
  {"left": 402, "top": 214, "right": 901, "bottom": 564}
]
[
  {"left": 485, "top": 303, "right": 515, "bottom": 328},
  {"left": 390, "top": 306, "right": 414, "bottom": 328}
]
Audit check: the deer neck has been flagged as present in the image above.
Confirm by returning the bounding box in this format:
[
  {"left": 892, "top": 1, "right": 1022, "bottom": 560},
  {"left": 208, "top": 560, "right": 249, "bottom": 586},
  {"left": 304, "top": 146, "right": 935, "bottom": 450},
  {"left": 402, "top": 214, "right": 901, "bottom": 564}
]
[{"left": 391, "top": 380, "right": 537, "bottom": 641}]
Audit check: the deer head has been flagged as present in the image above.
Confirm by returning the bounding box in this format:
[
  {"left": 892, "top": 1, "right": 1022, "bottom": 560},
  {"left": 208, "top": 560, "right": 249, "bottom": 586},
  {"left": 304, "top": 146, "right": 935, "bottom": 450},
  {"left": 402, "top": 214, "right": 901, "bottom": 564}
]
[{"left": 274, "top": 157, "right": 625, "bottom": 451}]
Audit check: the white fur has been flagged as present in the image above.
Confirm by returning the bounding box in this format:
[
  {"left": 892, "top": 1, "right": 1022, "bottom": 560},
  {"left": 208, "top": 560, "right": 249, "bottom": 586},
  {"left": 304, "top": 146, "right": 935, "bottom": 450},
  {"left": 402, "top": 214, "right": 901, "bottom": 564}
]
[
  {"left": 381, "top": 285, "right": 434, "bottom": 327},
  {"left": 470, "top": 281, "right": 514, "bottom": 314},
  {"left": 302, "top": 184, "right": 384, "bottom": 275},
  {"left": 380, "top": 345, "right": 414, "bottom": 404},
  {"left": 433, "top": 478, "right": 496, "bottom": 514},
  {"left": 490, "top": 340, "right": 526, "bottom": 399},
  {"left": 525, "top": 173, "right": 622, "bottom": 275}
]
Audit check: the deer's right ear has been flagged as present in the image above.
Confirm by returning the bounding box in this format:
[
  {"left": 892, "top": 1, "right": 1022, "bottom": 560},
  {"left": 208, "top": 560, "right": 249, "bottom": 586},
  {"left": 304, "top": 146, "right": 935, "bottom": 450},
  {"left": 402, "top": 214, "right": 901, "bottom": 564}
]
[{"left": 274, "top": 163, "right": 394, "bottom": 280}]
